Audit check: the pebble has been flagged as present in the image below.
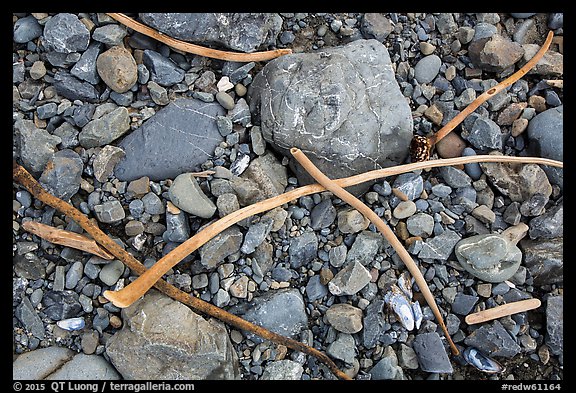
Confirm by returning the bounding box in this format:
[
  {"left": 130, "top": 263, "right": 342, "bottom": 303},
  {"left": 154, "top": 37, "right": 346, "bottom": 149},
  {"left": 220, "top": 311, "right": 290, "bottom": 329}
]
[
  {"left": 99, "top": 260, "right": 125, "bottom": 286},
  {"left": 13, "top": 15, "right": 43, "bottom": 43},
  {"left": 412, "top": 332, "right": 453, "bottom": 373},
  {"left": 43, "top": 13, "right": 90, "bottom": 53},
  {"left": 79, "top": 106, "right": 131, "bottom": 148},
  {"left": 168, "top": 173, "right": 216, "bottom": 218},
  {"left": 328, "top": 261, "right": 371, "bottom": 296},
  {"left": 414, "top": 55, "right": 441, "bottom": 84},
  {"left": 93, "top": 145, "right": 125, "bottom": 183},
  {"left": 337, "top": 209, "right": 369, "bottom": 234},
  {"left": 142, "top": 49, "right": 185, "bottom": 86},
  {"left": 94, "top": 200, "right": 125, "bottom": 223},
  {"left": 29, "top": 61, "right": 46, "bottom": 80},
  {"left": 393, "top": 200, "right": 417, "bottom": 219},
  {"left": 96, "top": 46, "right": 138, "bottom": 93},
  {"left": 435, "top": 131, "right": 466, "bottom": 159},
  {"left": 39, "top": 149, "right": 84, "bottom": 200},
  {"left": 215, "top": 91, "right": 235, "bottom": 110},
  {"left": 325, "top": 303, "right": 363, "bottom": 334},
  {"left": 92, "top": 24, "right": 127, "bottom": 46}
]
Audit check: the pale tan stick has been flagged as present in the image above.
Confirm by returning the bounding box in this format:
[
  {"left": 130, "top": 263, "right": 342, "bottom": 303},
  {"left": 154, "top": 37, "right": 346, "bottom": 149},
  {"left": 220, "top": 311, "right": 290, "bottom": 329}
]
[
  {"left": 189, "top": 170, "right": 215, "bottom": 178},
  {"left": 12, "top": 161, "right": 351, "bottom": 381},
  {"left": 465, "top": 299, "right": 542, "bottom": 325},
  {"left": 103, "top": 154, "right": 562, "bottom": 309},
  {"left": 289, "top": 147, "right": 460, "bottom": 356},
  {"left": 22, "top": 220, "right": 114, "bottom": 260},
  {"left": 545, "top": 79, "right": 563, "bottom": 89},
  {"left": 106, "top": 13, "right": 292, "bottom": 62}
]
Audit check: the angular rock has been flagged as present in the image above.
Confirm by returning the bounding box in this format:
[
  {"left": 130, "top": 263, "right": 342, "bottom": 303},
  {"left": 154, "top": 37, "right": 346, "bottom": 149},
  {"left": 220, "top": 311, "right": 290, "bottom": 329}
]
[
  {"left": 52, "top": 122, "right": 79, "bottom": 149},
  {"left": 418, "top": 229, "right": 461, "bottom": 260},
  {"left": 412, "top": 332, "right": 454, "bottom": 373},
  {"left": 249, "top": 39, "right": 413, "bottom": 196},
  {"left": 528, "top": 202, "right": 563, "bottom": 239},
  {"left": 71, "top": 42, "right": 103, "bottom": 84},
  {"left": 545, "top": 295, "right": 563, "bottom": 356},
  {"left": 260, "top": 360, "right": 304, "bottom": 380},
  {"left": 42, "top": 13, "right": 90, "bottom": 53},
  {"left": 520, "top": 237, "right": 563, "bottom": 285},
  {"left": 327, "top": 333, "right": 357, "bottom": 366},
  {"left": 169, "top": 173, "right": 216, "bottom": 218},
  {"left": 53, "top": 70, "right": 100, "bottom": 103},
  {"left": 115, "top": 98, "right": 225, "bottom": 182},
  {"left": 106, "top": 290, "right": 240, "bottom": 379},
  {"left": 523, "top": 44, "right": 563, "bottom": 77},
  {"left": 241, "top": 218, "right": 273, "bottom": 254},
  {"left": 199, "top": 225, "right": 243, "bottom": 270},
  {"left": 391, "top": 172, "right": 424, "bottom": 203},
  {"left": 235, "top": 153, "right": 288, "bottom": 205},
  {"left": 455, "top": 233, "right": 522, "bottom": 283},
  {"left": 142, "top": 49, "right": 185, "bottom": 87},
  {"left": 328, "top": 261, "right": 372, "bottom": 296},
  {"left": 360, "top": 13, "right": 394, "bottom": 41},
  {"left": 79, "top": 106, "right": 130, "bottom": 148},
  {"left": 13, "top": 15, "right": 43, "bottom": 44},
  {"left": 464, "top": 320, "right": 522, "bottom": 358},
  {"left": 362, "top": 297, "right": 387, "bottom": 348},
  {"left": 92, "top": 24, "right": 127, "bottom": 46},
  {"left": 406, "top": 212, "right": 435, "bottom": 238},
  {"left": 337, "top": 208, "right": 369, "bottom": 234},
  {"left": 139, "top": 13, "right": 282, "bottom": 53},
  {"left": 305, "top": 275, "right": 328, "bottom": 302},
  {"left": 93, "top": 200, "right": 125, "bottom": 224},
  {"left": 42, "top": 290, "right": 82, "bottom": 321},
  {"left": 325, "top": 303, "right": 363, "bottom": 334},
  {"left": 345, "top": 230, "right": 383, "bottom": 265},
  {"left": 288, "top": 231, "right": 318, "bottom": 268},
  {"left": 450, "top": 293, "right": 479, "bottom": 315},
  {"left": 96, "top": 46, "right": 138, "bottom": 93},
  {"left": 370, "top": 346, "right": 405, "bottom": 380},
  {"left": 37, "top": 149, "right": 83, "bottom": 200},
  {"left": 526, "top": 106, "right": 563, "bottom": 189},
  {"left": 93, "top": 145, "right": 125, "bottom": 183},
  {"left": 163, "top": 210, "right": 190, "bottom": 243},
  {"left": 462, "top": 116, "right": 503, "bottom": 151},
  {"left": 14, "top": 119, "right": 61, "bottom": 176},
  {"left": 15, "top": 296, "right": 45, "bottom": 339},
  {"left": 469, "top": 33, "right": 525, "bottom": 72},
  {"left": 229, "top": 288, "right": 308, "bottom": 344},
  {"left": 438, "top": 165, "right": 472, "bottom": 189},
  {"left": 13, "top": 254, "right": 45, "bottom": 280},
  {"left": 310, "top": 198, "right": 337, "bottom": 230}
]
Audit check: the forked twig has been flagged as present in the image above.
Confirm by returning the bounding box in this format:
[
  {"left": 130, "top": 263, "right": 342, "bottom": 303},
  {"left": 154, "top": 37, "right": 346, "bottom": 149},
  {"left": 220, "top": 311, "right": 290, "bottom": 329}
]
[
  {"left": 12, "top": 161, "right": 351, "bottom": 381},
  {"left": 465, "top": 298, "right": 542, "bottom": 325},
  {"left": 104, "top": 154, "right": 562, "bottom": 310},
  {"left": 106, "top": 13, "right": 292, "bottom": 62},
  {"left": 22, "top": 221, "right": 114, "bottom": 260},
  {"left": 410, "top": 31, "right": 555, "bottom": 162},
  {"left": 290, "top": 148, "right": 460, "bottom": 355}
]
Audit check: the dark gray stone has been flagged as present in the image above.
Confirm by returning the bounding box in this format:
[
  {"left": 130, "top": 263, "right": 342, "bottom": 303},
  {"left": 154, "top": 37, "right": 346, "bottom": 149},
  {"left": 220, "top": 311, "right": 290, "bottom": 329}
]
[
  {"left": 53, "top": 70, "right": 100, "bottom": 103},
  {"left": 42, "top": 13, "right": 90, "bottom": 53},
  {"left": 228, "top": 98, "right": 251, "bottom": 126},
  {"left": 139, "top": 13, "right": 282, "bottom": 53},
  {"left": 39, "top": 149, "right": 83, "bottom": 200},
  {"left": 249, "top": 39, "right": 413, "bottom": 196},
  {"left": 36, "top": 103, "right": 58, "bottom": 119},
  {"left": 526, "top": 106, "right": 563, "bottom": 189},
  {"left": 16, "top": 296, "right": 45, "bottom": 339},
  {"left": 305, "top": 275, "right": 328, "bottom": 302},
  {"left": 229, "top": 288, "right": 308, "bottom": 344},
  {"left": 327, "top": 333, "right": 356, "bottom": 366},
  {"left": 13, "top": 254, "right": 46, "bottom": 280},
  {"left": 199, "top": 225, "right": 243, "bottom": 270},
  {"left": 241, "top": 218, "right": 273, "bottom": 254},
  {"left": 289, "top": 231, "right": 318, "bottom": 268},
  {"left": 464, "top": 320, "right": 522, "bottom": 358},
  {"left": 92, "top": 25, "right": 127, "bottom": 46},
  {"left": 462, "top": 116, "right": 503, "bottom": 151},
  {"left": 93, "top": 200, "right": 125, "bottom": 224},
  {"left": 163, "top": 210, "right": 190, "bottom": 243},
  {"left": 414, "top": 55, "right": 441, "bottom": 84},
  {"left": 438, "top": 166, "right": 472, "bottom": 188},
  {"left": 545, "top": 295, "right": 563, "bottom": 356},
  {"left": 450, "top": 293, "right": 479, "bottom": 315},
  {"left": 369, "top": 347, "right": 405, "bottom": 380},
  {"left": 362, "top": 297, "right": 387, "bottom": 348},
  {"left": 310, "top": 199, "right": 337, "bottom": 230},
  {"left": 14, "top": 119, "right": 61, "bottom": 176},
  {"left": 412, "top": 332, "right": 453, "bottom": 373},
  {"left": 345, "top": 230, "right": 383, "bottom": 265},
  {"left": 142, "top": 50, "right": 185, "bottom": 87},
  {"left": 79, "top": 107, "right": 130, "bottom": 148},
  {"left": 141, "top": 192, "right": 165, "bottom": 215},
  {"left": 520, "top": 237, "right": 563, "bottom": 286},
  {"left": 13, "top": 15, "right": 43, "bottom": 43},
  {"left": 71, "top": 42, "right": 103, "bottom": 84},
  {"left": 115, "top": 98, "right": 225, "bottom": 182},
  {"left": 391, "top": 172, "right": 424, "bottom": 203},
  {"left": 42, "top": 290, "right": 82, "bottom": 321},
  {"left": 528, "top": 202, "right": 563, "bottom": 239}
]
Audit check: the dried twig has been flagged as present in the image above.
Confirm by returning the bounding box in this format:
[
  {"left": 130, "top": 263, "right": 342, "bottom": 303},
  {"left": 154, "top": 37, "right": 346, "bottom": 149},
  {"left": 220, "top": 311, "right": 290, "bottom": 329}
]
[
  {"left": 105, "top": 154, "right": 562, "bottom": 310},
  {"left": 12, "top": 161, "right": 351, "bottom": 381},
  {"left": 290, "top": 148, "right": 460, "bottom": 356},
  {"left": 22, "top": 221, "right": 114, "bottom": 260},
  {"left": 465, "top": 299, "right": 542, "bottom": 325},
  {"left": 106, "top": 13, "right": 292, "bottom": 62},
  {"left": 410, "top": 31, "right": 555, "bottom": 162}
]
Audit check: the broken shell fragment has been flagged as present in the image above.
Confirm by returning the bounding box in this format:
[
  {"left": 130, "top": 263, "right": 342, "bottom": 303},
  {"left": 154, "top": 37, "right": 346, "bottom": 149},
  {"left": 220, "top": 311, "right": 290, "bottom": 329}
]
[
  {"left": 463, "top": 347, "right": 504, "bottom": 374},
  {"left": 56, "top": 317, "right": 85, "bottom": 331},
  {"left": 411, "top": 300, "right": 423, "bottom": 330},
  {"left": 385, "top": 285, "right": 416, "bottom": 331}
]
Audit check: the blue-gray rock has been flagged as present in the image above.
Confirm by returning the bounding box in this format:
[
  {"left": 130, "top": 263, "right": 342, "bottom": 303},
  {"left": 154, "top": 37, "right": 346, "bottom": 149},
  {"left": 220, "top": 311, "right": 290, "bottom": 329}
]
[
  {"left": 438, "top": 165, "right": 472, "bottom": 188},
  {"left": 345, "top": 230, "right": 383, "bottom": 265},
  {"left": 391, "top": 172, "right": 424, "bottom": 204},
  {"left": 455, "top": 233, "right": 522, "bottom": 282},
  {"left": 93, "top": 200, "right": 125, "bottom": 224},
  {"left": 526, "top": 106, "right": 563, "bottom": 189},
  {"left": 461, "top": 147, "right": 482, "bottom": 180},
  {"left": 14, "top": 119, "right": 61, "bottom": 175},
  {"left": 53, "top": 70, "right": 100, "bottom": 103},
  {"left": 99, "top": 260, "right": 125, "bottom": 287},
  {"left": 13, "top": 254, "right": 45, "bottom": 280},
  {"left": 36, "top": 102, "right": 57, "bottom": 119},
  {"left": 545, "top": 295, "right": 563, "bottom": 356},
  {"left": 271, "top": 266, "right": 292, "bottom": 282},
  {"left": 370, "top": 346, "right": 405, "bottom": 380},
  {"left": 13, "top": 15, "right": 43, "bottom": 43},
  {"left": 510, "top": 13, "right": 537, "bottom": 18},
  {"left": 163, "top": 210, "right": 190, "bottom": 243},
  {"left": 260, "top": 360, "right": 304, "bottom": 380},
  {"left": 520, "top": 237, "right": 562, "bottom": 286},
  {"left": 71, "top": 103, "right": 96, "bottom": 127},
  {"left": 362, "top": 297, "right": 387, "bottom": 348},
  {"left": 42, "top": 290, "right": 82, "bottom": 321},
  {"left": 450, "top": 293, "right": 479, "bottom": 315},
  {"left": 106, "top": 290, "right": 240, "bottom": 379},
  {"left": 310, "top": 199, "right": 337, "bottom": 230},
  {"left": 289, "top": 231, "right": 318, "bottom": 268},
  {"left": 249, "top": 39, "right": 413, "bottom": 196},
  {"left": 42, "top": 13, "right": 90, "bottom": 53},
  {"left": 462, "top": 116, "right": 503, "bottom": 151},
  {"left": 115, "top": 98, "right": 225, "bottom": 182},
  {"left": 406, "top": 212, "right": 435, "bottom": 238},
  {"left": 168, "top": 173, "right": 216, "bottom": 218},
  {"left": 528, "top": 202, "right": 563, "bottom": 239},
  {"left": 360, "top": 13, "right": 394, "bottom": 41},
  {"left": 199, "top": 225, "right": 243, "bottom": 270},
  {"left": 13, "top": 61, "right": 25, "bottom": 84},
  {"left": 548, "top": 13, "right": 563, "bottom": 30},
  {"left": 328, "top": 261, "right": 372, "bottom": 296},
  {"left": 78, "top": 107, "right": 130, "bottom": 149},
  {"left": 139, "top": 13, "right": 282, "bottom": 53},
  {"left": 142, "top": 49, "right": 185, "bottom": 87},
  {"left": 228, "top": 98, "right": 251, "bottom": 126},
  {"left": 305, "top": 275, "right": 328, "bottom": 302},
  {"left": 141, "top": 192, "right": 164, "bottom": 215},
  {"left": 16, "top": 296, "right": 45, "bottom": 339},
  {"left": 279, "top": 30, "right": 295, "bottom": 45},
  {"left": 418, "top": 229, "right": 461, "bottom": 260},
  {"left": 412, "top": 332, "right": 454, "bottom": 373},
  {"left": 92, "top": 24, "right": 127, "bottom": 46},
  {"left": 71, "top": 42, "right": 103, "bottom": 84},
  {"left": 65, "top": 261, "right": 84, "bottom": 290},
  {"left": 464, "top": 320, "right": 522, "bottom": 358},
  {"left": 216, "top": 115, "right": 233, "bottom": 136},
  {"left": 326, "top": 333, "right": 357, "bottom": 366},
  {"left": 241, "top": 218, "right": 273, "bottom": 254},
  {"left": 229, "top": 62, "right": 255, "bottom": 84},
  {"left": 39, "top": 149, "right": 83, "bottom": 200},
  {"left": 414, "top": 54, "right": 441, "bottom": 84},
  {"left": 230, "top": 288, "right": 308, "bottom": 344},
  {"left": 431, "top": 184, "right": 452, "bottom": 198},
  {"left": 52, "top": 122, "right": 79, "bottom": 149}
]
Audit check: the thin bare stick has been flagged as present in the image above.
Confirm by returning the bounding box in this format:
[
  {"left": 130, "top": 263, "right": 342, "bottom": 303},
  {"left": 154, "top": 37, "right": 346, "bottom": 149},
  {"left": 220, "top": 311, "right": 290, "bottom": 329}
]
[
  {"left": 465, "top": 299, "right": 542, "bottom": 325},
  {"left": 104, "top": 154, "right": 562, "bottom": 309},
  {"left": 289, "top": 148, "right": 460, "bottom": 356},
  {"left": 22, "top": 221, "right": 115, "bottom": 260},
  {"left": 106, "top": 13, "right": 292, "bottom": 62},
  {"left": 410, "top": 31, "right": 555, "bottom": 162},
  {"left": 12, "top": 161, "right": 351, "bottom": 381}
]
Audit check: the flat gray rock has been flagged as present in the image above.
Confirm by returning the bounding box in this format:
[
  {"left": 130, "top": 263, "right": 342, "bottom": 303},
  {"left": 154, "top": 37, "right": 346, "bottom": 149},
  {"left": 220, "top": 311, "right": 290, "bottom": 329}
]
[
  {"left": 464, "top": 320, "right": 522, "bottom": 358},
  {"left": 42, "top": 13, "right": 90, "bottom": 53},
  {"left": 15, "top": 119, "right": 61, "bottom": 176},
  {"left": 249, "top": 39, "right": 413, "bottom": 196},
  {"left": 13, "top": 347, "right": 75, "bottom": 380},
  {"left": 520, "top": 237, "right": 563, "bottom": 285},
  {"left": 39, "top": 149, "right": 84, "bottom": 200},
  {"left": 139, "top": 13, "right": 282, "bottom": 53},
  {"left": 546, "top": 295, "right": 563, "bottom": 356},
  {"left": 260, "top": 360, "right": 304, "bottom": 380},
  {"left": 46, "top": 354, "right": 121, "bottom": 380},
  {"left": 412, "top": 332, "right": 453, "bottom": 373},
  {"left": 114, "top": 98, "right": 225, "bottom": 182}
]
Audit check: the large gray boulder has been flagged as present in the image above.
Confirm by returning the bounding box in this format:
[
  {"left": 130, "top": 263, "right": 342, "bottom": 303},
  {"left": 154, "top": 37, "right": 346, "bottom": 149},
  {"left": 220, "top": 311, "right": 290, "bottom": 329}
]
[
  {"left": 248, "top": 39, "right": 413, "bottom": 195},
  {"left": 139, "top": 13, "right": 282, "bottom": 53},
  {"left": 105, "top": 290, "right": 240, "bottom": 380}
]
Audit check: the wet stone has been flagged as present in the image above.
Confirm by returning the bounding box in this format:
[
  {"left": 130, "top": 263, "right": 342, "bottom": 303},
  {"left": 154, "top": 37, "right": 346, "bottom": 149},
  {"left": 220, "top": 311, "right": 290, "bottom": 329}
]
[
  {"left": 288, "top": 231, "right": 318, "bottom": 269},
  {"left": 464, "top": 320, "right": 522, "bottom": 358},
  {"left": 412, "top": 332, "right": 453, "bottom": 373}
]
